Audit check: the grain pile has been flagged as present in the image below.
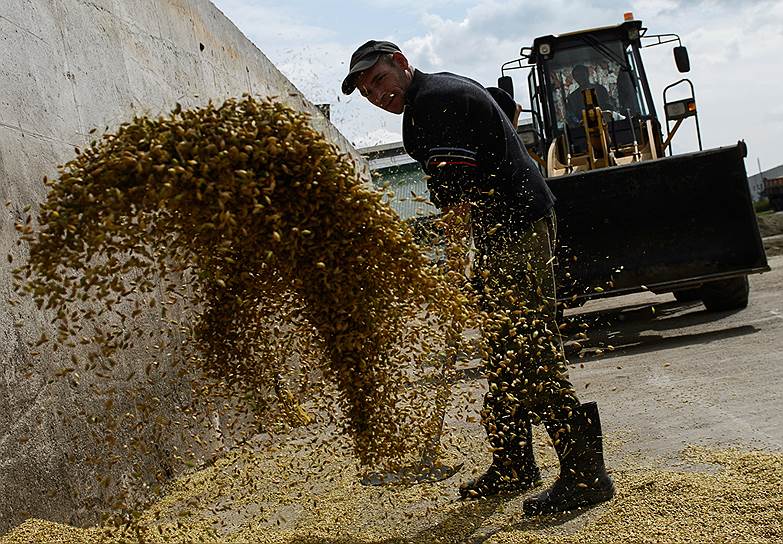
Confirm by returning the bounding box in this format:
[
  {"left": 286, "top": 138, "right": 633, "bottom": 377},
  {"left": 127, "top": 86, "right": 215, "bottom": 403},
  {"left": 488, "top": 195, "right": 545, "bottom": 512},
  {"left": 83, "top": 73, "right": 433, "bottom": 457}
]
[
  {"left": 12, "top": 95, "right": 474, "bottom": 516},
  {"left": 488, "top": 447, "right": 783, "bottom": 544},
  {"left": 2, "top": 444, "right": 781, "bottom": 543}
]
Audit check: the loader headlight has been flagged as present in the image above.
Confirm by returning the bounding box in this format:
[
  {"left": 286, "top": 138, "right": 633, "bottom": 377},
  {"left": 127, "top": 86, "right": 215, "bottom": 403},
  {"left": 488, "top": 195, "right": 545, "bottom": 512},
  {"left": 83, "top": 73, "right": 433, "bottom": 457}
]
[
  {"left": 664, "top": 98, "right": 697, "bottom": 121},
  {"left": 539, "top": 43, "right": 551, "bottom": 56},
  {"left": 666, "top": 102, "right": 686, "bottom": 118}
]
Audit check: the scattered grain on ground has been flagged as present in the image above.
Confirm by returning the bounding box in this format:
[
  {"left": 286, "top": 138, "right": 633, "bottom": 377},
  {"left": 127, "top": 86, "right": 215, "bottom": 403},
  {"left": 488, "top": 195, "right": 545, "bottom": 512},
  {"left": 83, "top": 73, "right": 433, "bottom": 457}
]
[{"left": 2, "top": 445, "right": 780, "bottom": 544}]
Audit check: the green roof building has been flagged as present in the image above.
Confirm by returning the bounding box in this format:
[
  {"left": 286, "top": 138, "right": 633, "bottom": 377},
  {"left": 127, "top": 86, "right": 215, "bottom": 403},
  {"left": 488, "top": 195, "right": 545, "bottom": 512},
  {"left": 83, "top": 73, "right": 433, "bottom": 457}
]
[{"left": 359, "top": 142, "right": 436, "bottom": 221}]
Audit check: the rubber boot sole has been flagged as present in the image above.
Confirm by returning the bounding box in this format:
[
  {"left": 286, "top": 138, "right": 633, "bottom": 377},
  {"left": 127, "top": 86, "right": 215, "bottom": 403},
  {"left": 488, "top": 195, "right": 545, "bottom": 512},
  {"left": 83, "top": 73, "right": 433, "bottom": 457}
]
[
  {"left": 459, "top": 472, "right": 543, "bottom": 500},
  {"left": 523, "top": 476, "right": 615, "bottom": 516}
]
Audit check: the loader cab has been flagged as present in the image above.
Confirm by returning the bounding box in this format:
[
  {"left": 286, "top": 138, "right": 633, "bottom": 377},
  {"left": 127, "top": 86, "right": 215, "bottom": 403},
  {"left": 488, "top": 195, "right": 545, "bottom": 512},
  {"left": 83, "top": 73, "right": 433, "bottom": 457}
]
[
  {"left": 532, "top": 21, "right": 654, "bottom": 135},
  {"left": 500, "top": 18, "right": 687, "bottom": 176}
]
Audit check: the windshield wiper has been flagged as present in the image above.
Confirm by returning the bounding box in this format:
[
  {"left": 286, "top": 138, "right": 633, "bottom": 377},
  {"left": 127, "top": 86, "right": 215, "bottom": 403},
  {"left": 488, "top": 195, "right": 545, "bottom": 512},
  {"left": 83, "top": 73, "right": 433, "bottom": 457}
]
[{"left": 579, "top": 35, "right": 629, "bottom": 70}]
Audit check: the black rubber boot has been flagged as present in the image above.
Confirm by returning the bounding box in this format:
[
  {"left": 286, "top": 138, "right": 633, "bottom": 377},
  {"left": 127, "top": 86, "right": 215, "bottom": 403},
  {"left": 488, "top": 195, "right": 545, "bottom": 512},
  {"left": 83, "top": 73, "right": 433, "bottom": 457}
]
[
  {"left": 459, "top": 417, "right": 541, "bottom": 499},
  {"left": 523, "top": 401, "right": 614, "bottom": 515}
]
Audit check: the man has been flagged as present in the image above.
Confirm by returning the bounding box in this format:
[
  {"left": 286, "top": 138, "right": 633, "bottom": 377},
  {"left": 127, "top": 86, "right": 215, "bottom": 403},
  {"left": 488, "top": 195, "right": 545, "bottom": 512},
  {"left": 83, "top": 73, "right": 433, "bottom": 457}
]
[
  {"left": 342, "top": 40, "right": 614, "bottom": 515},
  {"left": 565, "top": 64, "right": 616, "bottom": 125}
]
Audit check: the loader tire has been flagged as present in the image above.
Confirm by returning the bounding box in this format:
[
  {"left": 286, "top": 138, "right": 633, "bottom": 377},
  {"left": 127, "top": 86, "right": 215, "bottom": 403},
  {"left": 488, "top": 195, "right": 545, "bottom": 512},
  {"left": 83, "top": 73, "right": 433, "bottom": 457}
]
[
  {"left": 700, "top": 276, "right": 749, "bottom": 312},
  {"left": 673, "top": 288, "right": 702, "bottom": 303}
]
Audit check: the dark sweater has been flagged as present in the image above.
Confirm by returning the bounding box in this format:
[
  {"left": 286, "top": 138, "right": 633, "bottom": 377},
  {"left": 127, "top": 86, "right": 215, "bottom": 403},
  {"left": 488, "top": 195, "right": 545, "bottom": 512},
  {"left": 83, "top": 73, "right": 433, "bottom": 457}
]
[{"left": 402, "top": 69, "right": 554, "bottom": 243}]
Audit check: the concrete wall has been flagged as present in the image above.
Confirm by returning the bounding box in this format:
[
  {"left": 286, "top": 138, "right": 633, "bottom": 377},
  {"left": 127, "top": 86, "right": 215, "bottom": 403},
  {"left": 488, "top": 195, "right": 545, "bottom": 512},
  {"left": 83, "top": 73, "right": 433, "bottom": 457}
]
[{"left": 0, "top": 0, "right": 365, "bottom": 533}]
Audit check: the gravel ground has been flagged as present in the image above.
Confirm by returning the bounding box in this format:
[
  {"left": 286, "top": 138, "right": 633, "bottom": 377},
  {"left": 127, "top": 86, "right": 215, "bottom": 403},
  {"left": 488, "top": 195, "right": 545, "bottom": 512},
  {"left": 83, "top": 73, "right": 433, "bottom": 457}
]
[
  {"left": 757, "top": 211, "right": 783, "bottom": 239},
  {"left": 758, "top": 212, "right": 783, "bottom": 256}
]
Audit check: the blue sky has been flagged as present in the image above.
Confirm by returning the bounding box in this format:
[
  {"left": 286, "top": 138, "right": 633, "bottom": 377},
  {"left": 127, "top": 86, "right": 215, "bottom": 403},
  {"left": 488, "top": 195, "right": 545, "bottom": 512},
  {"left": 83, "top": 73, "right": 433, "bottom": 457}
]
[{"left": 211, "top": 0, "right": 783, "bottom": 173}]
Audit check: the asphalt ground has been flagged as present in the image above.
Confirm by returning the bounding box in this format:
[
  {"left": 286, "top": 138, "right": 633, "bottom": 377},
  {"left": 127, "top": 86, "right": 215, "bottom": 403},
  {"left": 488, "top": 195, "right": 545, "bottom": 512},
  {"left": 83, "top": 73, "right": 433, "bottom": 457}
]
[{"left": 566, "top": 253, "right": 782, "bottom": 460}]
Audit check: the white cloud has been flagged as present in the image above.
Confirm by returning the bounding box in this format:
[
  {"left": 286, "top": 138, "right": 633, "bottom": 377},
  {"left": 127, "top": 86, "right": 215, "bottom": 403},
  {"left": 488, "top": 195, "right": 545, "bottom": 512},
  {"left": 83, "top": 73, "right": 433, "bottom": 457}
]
[
  {"left": 636, "top": 0, "right": 783, "bottom": 158},
  {"left": 210, "top": 1, "right": 334, "bottom": 45},
  {"left": 630, "top": 0, "right": 681, "bottom": 17},
  {"left": 212, "top": 0, "right": 783, "bottom": 170}
]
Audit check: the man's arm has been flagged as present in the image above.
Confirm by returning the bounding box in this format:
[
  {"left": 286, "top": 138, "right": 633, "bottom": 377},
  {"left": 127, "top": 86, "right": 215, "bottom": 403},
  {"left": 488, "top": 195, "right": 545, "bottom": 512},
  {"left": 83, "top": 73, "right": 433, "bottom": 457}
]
[
  {"left": 597, "top": 85, "right": 617, "bottom": 112},
  {"left": 413, "top": 88, "right": 502, "bottom": 209},
  {"left": 411, "top": 87, "right": 502, "bottom": 270}
]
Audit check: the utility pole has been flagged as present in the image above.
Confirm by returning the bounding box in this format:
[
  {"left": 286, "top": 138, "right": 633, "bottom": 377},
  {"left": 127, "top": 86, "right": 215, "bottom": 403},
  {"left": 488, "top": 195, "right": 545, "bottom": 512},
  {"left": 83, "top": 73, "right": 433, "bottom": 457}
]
[{"left": 755, "top": 158, "right": 764, "bottom": 201}]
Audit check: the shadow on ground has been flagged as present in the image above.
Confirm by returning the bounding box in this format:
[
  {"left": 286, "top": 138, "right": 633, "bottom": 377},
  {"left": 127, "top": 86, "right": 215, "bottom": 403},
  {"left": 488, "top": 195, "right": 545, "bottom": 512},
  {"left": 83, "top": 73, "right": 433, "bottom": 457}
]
[
  {"left": 451, "top": 298, "right": 760, "bottom": 384},
  {"left": 279, "top": 495, "right": 598, "bottom": 543},
  {"left": 566, "top": 299, "right": 761, "bottom": 361}
]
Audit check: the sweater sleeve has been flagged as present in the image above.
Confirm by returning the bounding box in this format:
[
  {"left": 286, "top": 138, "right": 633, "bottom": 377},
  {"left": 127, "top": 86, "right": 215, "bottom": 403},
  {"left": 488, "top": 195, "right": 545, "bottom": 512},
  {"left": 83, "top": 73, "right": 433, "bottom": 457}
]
[{"left": 411, "top": 89, "right": 503, "bottom": 208}]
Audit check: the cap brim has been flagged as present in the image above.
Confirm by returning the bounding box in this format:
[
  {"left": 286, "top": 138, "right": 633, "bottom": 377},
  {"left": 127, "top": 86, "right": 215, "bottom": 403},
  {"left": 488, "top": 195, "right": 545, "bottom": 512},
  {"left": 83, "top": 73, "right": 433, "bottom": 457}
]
[{"left": 341, "top": 55, "right": 382, "bottom": 95}]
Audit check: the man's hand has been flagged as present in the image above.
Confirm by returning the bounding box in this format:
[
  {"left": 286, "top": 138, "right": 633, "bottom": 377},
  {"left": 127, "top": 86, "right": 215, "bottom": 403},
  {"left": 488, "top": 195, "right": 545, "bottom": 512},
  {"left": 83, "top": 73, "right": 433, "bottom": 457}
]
[{"left": 513, "top": 103, "right": 523, "bottom": 128}]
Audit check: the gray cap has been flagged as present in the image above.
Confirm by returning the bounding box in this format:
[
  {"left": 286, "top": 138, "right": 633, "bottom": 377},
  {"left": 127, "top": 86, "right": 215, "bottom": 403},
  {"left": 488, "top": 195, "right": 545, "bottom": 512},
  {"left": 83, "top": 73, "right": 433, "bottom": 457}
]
[{"left": 341, "top": 40, "right": 401, "bottom": 95}]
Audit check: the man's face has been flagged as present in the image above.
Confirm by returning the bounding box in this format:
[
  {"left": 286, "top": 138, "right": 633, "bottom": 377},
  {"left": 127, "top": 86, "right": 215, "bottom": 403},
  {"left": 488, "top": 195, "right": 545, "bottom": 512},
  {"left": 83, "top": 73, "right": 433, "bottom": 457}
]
[{"left": 356, "top": 53, "right": 410, "bottom": 114}]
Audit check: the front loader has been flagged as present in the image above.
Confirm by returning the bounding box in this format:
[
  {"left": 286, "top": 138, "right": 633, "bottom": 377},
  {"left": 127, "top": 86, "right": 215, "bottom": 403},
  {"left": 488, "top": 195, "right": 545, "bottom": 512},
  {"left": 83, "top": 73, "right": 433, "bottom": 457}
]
[{"left": 498, "top": 13, "right": 769, "bottom": 311}]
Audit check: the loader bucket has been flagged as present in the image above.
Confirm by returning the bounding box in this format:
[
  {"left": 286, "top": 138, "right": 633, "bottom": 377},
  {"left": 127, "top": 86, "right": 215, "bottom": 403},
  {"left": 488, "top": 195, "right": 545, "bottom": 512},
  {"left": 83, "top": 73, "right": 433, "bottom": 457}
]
[{"left": 548, "top": 143, "right": 769, "bottom": 301}]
